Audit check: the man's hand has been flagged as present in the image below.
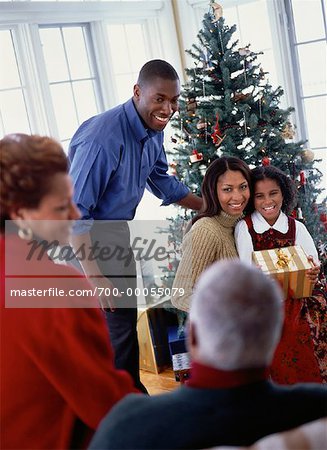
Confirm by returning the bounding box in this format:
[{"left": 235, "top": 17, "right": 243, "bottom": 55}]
[
  {"left": 176, "top": 192, "right": 203, "bottom": 211},
  {"left": 89, "top": 276, "right": 122, "bottom": 312}
]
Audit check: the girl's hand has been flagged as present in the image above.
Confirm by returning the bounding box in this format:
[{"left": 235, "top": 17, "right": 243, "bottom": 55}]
[{"left": 306, "top": 256, "right": 320, "bottom": 284}]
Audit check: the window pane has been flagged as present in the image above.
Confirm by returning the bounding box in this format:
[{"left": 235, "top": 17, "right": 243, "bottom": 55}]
[
  {"left": 297, "top": 41, "right": 326, "bottom": 97},
  {"left": 63, "top": 27, "right": 92, "bottom": 79},
  {"left": 292, "top": 0, "right": 325, "bottom": 42},
  {"left": 0, "top": 30, "right": 21, "bottom": 88},
  {"left": 50, "top": 83, "right": 78, "bottom": 140},
  {"left": 107, "top": 24, "right": 131, "bottom": 74},
  {"left": 115, "top": 73, "right": 135, "bottom": 103},
  {"left": 125, "top": 24, "right": 147, "bottom": 72},
  {"left": 72, "top": 80, "right": 97, "bottom": 123},
  {"left": 303, "top": 96, "right": 327, "bottom": 148},
  {"left": 0, "top": 90, "right": 30, "bottom": 135},
  {"left": 257, "top": 48, "right": 278, "bottom": 88},
  {"left": 40, "top": 28, "right": 69, "bottom": 82},
  {"left": 238, "top": 1, "right": 272, "bottom": 50},
  {"left": 223, "top": 7, "right": 241, "bottom": 44}
]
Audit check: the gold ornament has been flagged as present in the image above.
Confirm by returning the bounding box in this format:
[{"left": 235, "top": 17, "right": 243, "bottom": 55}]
[
  {"left": 301, "top": 148, "right": 315, "bottom": 163},
  {"left": 281, "top": 122, "right": 296, "bottom": 140},
  {"left": 211, "top": 3, "right": 223, "bottom": 22}
]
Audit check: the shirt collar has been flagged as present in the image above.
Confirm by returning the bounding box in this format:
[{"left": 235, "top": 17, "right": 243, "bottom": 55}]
[
  {"left": 186, "top": 361, "right": 269, "bottom": 389},
  {"left": 123, "top": 98, "right": 161, "bottom": 143},
  {"left": 252, "top": 210, "right": 288, "bottom": 234}
]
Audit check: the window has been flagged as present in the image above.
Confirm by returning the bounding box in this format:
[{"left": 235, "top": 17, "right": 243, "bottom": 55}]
[
  {"left": 0, "top": 0, "right": 179, "bottom": 151},
  {"left": 0, "top": 28, "right": 31, "bottom": 135},
  {"left": 39, "top": 25, "right": 100, "bottom": 149},
  {"left": 286, "top": 0, "right": 326, "bottom": 194}
]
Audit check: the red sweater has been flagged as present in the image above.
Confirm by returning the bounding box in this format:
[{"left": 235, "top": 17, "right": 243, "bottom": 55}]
[{"left": 0, "top": 234, "right": 138, "bottom": 449}]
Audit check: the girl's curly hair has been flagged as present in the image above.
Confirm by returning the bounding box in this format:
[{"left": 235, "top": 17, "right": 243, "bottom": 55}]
[{"left": 248, "top": 165, "right": 297, "bottom": 215}]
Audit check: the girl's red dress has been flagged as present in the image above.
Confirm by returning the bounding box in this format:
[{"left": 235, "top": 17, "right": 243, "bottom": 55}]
[{"left": 244, "top": 215, "right": 327, "bottom": 384}]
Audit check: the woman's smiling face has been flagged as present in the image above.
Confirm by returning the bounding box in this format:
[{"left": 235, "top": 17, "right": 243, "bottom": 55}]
[{"left": 216, "top": 170, "right": 250, "bottom": 216}]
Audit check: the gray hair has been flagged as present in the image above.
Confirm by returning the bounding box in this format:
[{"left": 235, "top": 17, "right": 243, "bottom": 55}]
[{"left": 189, "top": 260, "right": 284, "bottom": 370}]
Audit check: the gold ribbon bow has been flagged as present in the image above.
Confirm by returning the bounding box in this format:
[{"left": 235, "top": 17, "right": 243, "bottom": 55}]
[{"left": 275, "top": 249, "right": 291, "bottom": 269}]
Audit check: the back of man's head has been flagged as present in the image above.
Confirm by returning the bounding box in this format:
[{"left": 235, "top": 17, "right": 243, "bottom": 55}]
[
  {"left": 137, "top": 59, "right": 179, "bottom": 86},
  {"left": 189, "top": 260, "right": 284, "bottom": 370}
]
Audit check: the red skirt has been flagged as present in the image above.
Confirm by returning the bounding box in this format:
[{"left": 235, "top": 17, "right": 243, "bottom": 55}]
[{"left": 270, "top": 295, "right": 326, "bottom": 384}]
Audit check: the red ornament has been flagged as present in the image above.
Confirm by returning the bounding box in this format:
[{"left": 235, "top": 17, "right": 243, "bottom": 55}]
[
  {"left": 320, "top": 213, "right": 327, "bottom": 223},
  {"left": 189, "top": 149, "right": 203, "bottom": 163},
  {"left": 211, "top": 113, "right": 226, "bottom": 147},
  {"left": 299, "top": 170, "right": 306, "bottom": 185},
  {"left": 290, "top": 209, "right": 297, "bottom": 219},
  {"left": 168, "top": 262, "right": 173, "bottom": 271},
  {"left": 262, "top": 156, "right": 270, "bottom": 166}
]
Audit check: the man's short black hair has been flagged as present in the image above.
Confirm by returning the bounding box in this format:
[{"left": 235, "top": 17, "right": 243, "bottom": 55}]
[{"left": 137, "top": 59, "right": 179, "bottom": 86}]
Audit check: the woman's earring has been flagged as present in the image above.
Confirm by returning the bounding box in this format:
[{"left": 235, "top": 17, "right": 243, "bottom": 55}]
[{"left": 18, "top": 226, "right": 33, "bottom": 241}]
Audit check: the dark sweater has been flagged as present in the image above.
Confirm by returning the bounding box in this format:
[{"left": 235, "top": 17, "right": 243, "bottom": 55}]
[{"left": 90, "top": 381, "right": 327, "bottom": 449}]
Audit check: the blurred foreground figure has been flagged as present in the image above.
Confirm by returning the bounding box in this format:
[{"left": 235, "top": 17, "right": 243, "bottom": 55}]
[
  {"left": 90, "top": 260, "right": 327, "bottom": 450},
  {"left": 0, "top": 134, "right": 138, "bottom": 450}
]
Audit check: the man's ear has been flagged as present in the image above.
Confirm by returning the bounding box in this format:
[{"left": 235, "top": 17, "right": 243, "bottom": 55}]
[{"left": 133, "top": 84, "right": 141, "bottom": 101}]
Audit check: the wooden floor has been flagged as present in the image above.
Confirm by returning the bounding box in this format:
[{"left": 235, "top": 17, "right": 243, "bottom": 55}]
[{"left": 140, "top": 368, "right": 179, "bottom": 395}]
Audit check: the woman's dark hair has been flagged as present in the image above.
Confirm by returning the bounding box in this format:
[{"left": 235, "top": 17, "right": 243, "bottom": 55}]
[
  {"left": 192, "top": 156, "right": 251, "bottom": 225},
  {"left": 0, "top": 133, "right": 68, "bottom": 231},
  {"left": 137, "top": 59, "right": 179, "bottom": 86},
  {"left": 248, "top": 165, "right": 297, "bottom": 215}
]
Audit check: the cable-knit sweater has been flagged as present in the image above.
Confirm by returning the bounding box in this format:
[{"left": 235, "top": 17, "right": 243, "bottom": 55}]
[{"left": 171, "top": 212, "right": 240, "bottom": 312}]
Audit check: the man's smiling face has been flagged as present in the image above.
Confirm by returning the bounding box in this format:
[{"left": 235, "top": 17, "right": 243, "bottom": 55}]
[{"left": 133, "top": 77, "right": 180, "bottom": 132}]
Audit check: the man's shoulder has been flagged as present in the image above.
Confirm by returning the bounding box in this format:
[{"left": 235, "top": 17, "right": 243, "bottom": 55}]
[
  {"left": 70, "top": 103, "right": 127, "bottom": 147},
  {"left": 96, "top": 389, "right": 189, "bottom": 430}
]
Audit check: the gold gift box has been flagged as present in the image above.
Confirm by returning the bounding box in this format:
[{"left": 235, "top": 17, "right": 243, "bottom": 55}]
[{"left": 252, "top": 245, "right": 313, "bottom": 298}]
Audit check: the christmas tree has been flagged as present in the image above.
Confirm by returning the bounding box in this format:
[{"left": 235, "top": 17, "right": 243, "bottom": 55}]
[{"left": 160, "top": 1, "right": 326, "bottom": 289}]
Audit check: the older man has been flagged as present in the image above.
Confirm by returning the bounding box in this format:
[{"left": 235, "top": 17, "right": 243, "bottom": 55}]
[{"left": 90, "top": 260, "right": 327, "bottom": 449}]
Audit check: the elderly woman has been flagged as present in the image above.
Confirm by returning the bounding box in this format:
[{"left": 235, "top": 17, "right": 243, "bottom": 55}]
[
  {"left": 0, "top": 134, "right": 137, "bottom": 450},
  {"left": 171, "top": 156, "right": 252, "bottom": 312}
]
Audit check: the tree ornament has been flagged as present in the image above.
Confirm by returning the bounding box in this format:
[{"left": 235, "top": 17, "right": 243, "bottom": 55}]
[
  {"left": 186, "top": 97, "right": 197, "bottom": 117},
  {"left": 238, "top": 47, "right": 251, "bottom": 57},
  {"left": 299, "top": 170, "right": 306, "bottom": 186},
  {"left": 301, "top": 148, "right": 315, "bottom": 163},
  {"left": 199, "top": 164, "right": 207, "bottom": 176},
  {"left": 211, "top": 2, "right": 223, "bottom": 22},
  {"left": 297, "top": 207, "right": 303, "bottom": 220},
  {"left": 189, "top": 149, "right": 203, "bottom": 163},
  {"left": 262, "top": 156, "right": 271, "bottom": 166},
  {"left": 281, "top": 121, "right": 296, "bottom": 140},
  {"left": 169, "top": 162, "right": 177, "bottom": 176},
  {"left": 233, "top": 92, "right": 251, "bottom": 102},
  {"left": 168, "top": 262, "right": 173, "bottom": 271},
  {"left": 211, "top": 113, "right": 226, "bottom": 147},
  {"left": 196, "top": 119, "right": 206, "bottom": 130},
  {"left": 320, "top": 212, "right": 327, "bottom": 224}
]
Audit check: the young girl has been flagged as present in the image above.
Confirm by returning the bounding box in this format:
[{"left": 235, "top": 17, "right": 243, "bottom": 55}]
[{"left": 235, "top": 165, "right": 326, "bottom": 384}]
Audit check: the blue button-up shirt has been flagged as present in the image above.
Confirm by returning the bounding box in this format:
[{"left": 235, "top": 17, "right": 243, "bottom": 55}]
[{"left": 68, "top": 99, "right": 189, "bottom": 233}]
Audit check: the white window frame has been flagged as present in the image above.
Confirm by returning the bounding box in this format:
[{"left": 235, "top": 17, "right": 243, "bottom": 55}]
[{"left": 0, "top": 1, "right": 183, "bottom": 139}]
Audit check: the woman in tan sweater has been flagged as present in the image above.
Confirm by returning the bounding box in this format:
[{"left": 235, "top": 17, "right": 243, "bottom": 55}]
[{"left": 171, "top": 157, "right": 251, "bottom": 312}]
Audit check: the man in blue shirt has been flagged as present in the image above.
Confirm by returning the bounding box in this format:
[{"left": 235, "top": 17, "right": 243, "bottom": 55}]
[{"left": 69, "top": 60, "right": 202, "bottom": 392}]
